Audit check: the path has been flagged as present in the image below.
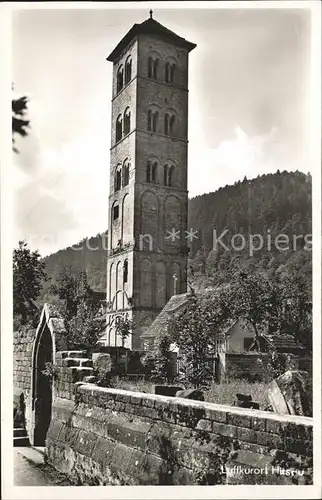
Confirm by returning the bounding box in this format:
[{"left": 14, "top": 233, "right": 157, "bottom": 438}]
[{"left": 14, "top": 448, "right": 72, "bottom": 486}]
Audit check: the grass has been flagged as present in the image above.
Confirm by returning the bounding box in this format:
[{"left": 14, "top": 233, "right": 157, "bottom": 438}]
[
  {"left": 111, "top": 377, "right": 269, "bottom": 410},
  {"left": 204, "top": 379, "right": 269, "bottom": 410}
]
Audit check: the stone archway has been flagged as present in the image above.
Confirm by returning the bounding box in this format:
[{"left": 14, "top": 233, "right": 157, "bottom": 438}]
[{"left": 31, "top": 321, "right": 54, "bottom": 446}]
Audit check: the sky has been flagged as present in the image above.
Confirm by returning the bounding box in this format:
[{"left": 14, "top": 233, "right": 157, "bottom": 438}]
[{"left": 12, "top": 6, "right": 312, "bottom": 256}]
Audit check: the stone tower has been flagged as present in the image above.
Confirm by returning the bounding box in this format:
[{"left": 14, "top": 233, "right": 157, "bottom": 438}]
[{"left": 105, "top": 12, "right": 196, "bottom": 350}]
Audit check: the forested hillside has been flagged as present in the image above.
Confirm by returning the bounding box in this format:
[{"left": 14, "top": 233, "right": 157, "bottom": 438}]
[
  {"left": 40, "top": 170, "right": 312, "bottom": 299},
  {"left": 188, "top": 170, "right": 312, "bottom": 289}
]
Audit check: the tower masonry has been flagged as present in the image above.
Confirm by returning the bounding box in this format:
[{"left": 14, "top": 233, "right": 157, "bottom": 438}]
[{"left": 105, "top": 12, "right": 196, "bottom": 350}]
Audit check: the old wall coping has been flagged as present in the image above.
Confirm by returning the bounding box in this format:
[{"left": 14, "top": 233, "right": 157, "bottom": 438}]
[{"left": 74, "top": 383, "right": 313, "bottom": 428}]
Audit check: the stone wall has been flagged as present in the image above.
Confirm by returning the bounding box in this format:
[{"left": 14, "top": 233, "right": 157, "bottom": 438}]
[
  {"left": 13, "top": 329, "right": 35, "bottom": 435},
  {"left": 224, "top": 353, "right": 272, "bottom": 382},
  {"left": 221, "top": 353, "right": 313, "bottom": 384},
  {"left": 46, "top": 378, "right": 313, "bottom": 486}
]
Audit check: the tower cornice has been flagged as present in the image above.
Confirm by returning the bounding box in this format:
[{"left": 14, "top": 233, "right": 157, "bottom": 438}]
[{"left": 106, "top": 16, "right": 196, "bottom": 63}]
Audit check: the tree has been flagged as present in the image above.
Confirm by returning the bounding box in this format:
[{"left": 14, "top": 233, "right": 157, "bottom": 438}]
[
  {"left": 13, "top": 241, "right": 47, "bottom": 327},
  {"left": 224, "top": 270, "right": 277, "bottom": 351},
  {"left": 50, "top": 268, "right": 104, "bottom": 351},
  {"left": 12, "top": 94, "right": 30, "bottom": 152},
  {"left": 115, "top": 316, "right": 134, "bottom": 348},
  {"left": 168, "top": 288, "right": 229, "bottom": 387},
  {"left": 273, "top": 270, "right": 312, "bottom": 351}
]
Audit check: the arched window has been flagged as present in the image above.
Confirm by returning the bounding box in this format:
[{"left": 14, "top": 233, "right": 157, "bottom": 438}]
[
  {"left": 168, "top": 165, "right": 174, "bottom": 187},
  {"left": 163, "top": 164, "right": 174, "bottom": 186},
  {"left": 147, "top": 110, "right": 152, "bottom": 131},
  {"left": 113, "top": 202, "right": 119, "bottom": 221},
  {"left": 122, "top": 160, "right": 130, "bottom": 187},
  {"left": 117, "top": 66, "right": 124, "bottom": 93},
  {"left": 115, "top": 166, "right": 121, "bottom": 192},
  {"left": 165, "top": 62, "right": 170, "bottom": 83},
  {"left": 148, "top": 110, "right": 158, "bottom": 133},
  {"left": 170, "top": 64, "right": 176, "bottom": 83},
  {"left": 169, "top": 115, "right": 175, "bottom": 136},
  {"left": 125, "top": 57, "right": 132, "bottom": 85},
  {"left": 164, "top": 113, "right": 170, "bottom": 135},
  {"left": 146, "top": 162, "right": 151, "bottom": 182},
  {"left": 152, "top": 111, "right": 158, "bottom": 132},
  {"left": 146, "top": 161, "right": 158, "bottom": 184},
  {"left": 152, "top": 162, "right": 157, "bottom": 183},
  {"left": 164, "top": 164, "right": 169, "bottom": 186},
  {"left": 116, "top": 114, "right": 122, "bottom": 142},
  {"left": 123, "top": 259, "right": 128, "bottom": 284},
  {"left": 123, "top": 107, "right": 131, "bottom": 136},
  {"left": 153, "top": 59, "right": 159, "bottom": 80},
  {"left": 148, "top": 57, "right": 153, "bottom": 78},
  {"left": 165, "top": 62, "right": 176, "bottom": 84}
]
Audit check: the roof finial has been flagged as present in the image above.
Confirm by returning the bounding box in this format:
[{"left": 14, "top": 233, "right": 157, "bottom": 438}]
[{"left": 149, "top": 9, "right": 153, "bottom": 19}]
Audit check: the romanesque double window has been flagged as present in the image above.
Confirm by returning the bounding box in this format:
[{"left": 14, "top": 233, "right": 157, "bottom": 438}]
[
  {"left": 164, "top": 113, "right": 175, "bottom": 136},
  {"left": 147, "top": 110, "right": 159, "bottom": 133},
  {"left": 116, "top": 56, "right": 132, "bottom": 94},
  {"left": 165, "top": 62, "right": 176, "bottom": 84},
  {"left": 115, "top": 108, "right": 131, "bottom": 143},
  {"left": 114, "top": 159, "right": 130, "bottom": 192},
  {"left": 146, "top": 161, "right": 158, "bottom": 183},
  {"left": 148, "top": 57, "right": 159, "bottom": 80}
]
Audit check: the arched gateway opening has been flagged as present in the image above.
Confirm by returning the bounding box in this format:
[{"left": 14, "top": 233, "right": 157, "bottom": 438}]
[{"left": 31, "top": 316, "right": 54, "bottom": 446}]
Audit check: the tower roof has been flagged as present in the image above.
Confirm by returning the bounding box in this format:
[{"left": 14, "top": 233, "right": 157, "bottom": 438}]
[{"left": 106, "top": 14, "right": 196, "bottom": 62}]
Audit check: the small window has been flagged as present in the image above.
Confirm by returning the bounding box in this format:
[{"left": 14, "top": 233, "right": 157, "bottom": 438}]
[
  {"left": 170, "top": 64, "right": 176, "bottom": 83},
  {"left": 146, "top": 162, "right": 151, "bottom": 182},
  {"left": 165, "top": 62, "right": 170, "bottom": 83},
  {"left": 163, "top": 164, "right": 169, "bottom": 185},
  {"left": 164, "top": 113, "right": 170, "bottom": 135},
  {"left": 122, "top": 161, "right": 130, "bottom": 187},
  {"left": 123, "top": 260, "right": 128, "bottom": 284},
  {"left": 125, "top": 57, "right": 132, "bottom": 85},
  {"left": 124, "top": 107, "right": 131, "bottom": 135},
  {"left": 152, "top": 162, "right": 157, "bottom": 183},
  {"left": 115, "top": 168, "right": 121, "bottom": 192},
  {"left": 148, "top": 110, "right": 158, "bottom": 133},
  {"left": 113, "top": 204, "right": 119, "bottom": 220},
  {"left": 116, "top": 115, "right": 122, "bottom": 142},
  {"left": 165, "top": 62, "right": 176, "bottom": 84},
  {"left": 153, "top": 59, "right": 159, "bottom": 80},
  {"left": 168, "top": 165, "right": 174, "bottom": 187},
  {"left": 152, "top": 111, "right": 158, "bottom": 132},
  {"left": 148, "top": 57, "right": 153, "bottom": 78},
  {"left": 117, "top": 66, "right": 124, "bottom": 93},
  {"left": 169, "top": 115, "right": 175, "bottom": 136},
  {"left": 147, "top": 110, "right": 152, "bottom": 131}
]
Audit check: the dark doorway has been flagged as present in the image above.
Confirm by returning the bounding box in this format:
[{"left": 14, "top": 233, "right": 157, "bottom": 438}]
[{"left": 33, "top": 325, "right": 53, "bottom": 446}]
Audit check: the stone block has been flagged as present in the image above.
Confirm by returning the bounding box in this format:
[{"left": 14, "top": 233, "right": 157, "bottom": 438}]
[
  {"left": 212, "top": 422, "right": 237, "bottom": 438},
  {"left": 268, "top": 370, "right": 312, "bottom": 417},
  {"left": 93, "top": 353, "right": 112, "bottom": 378},
  {"left": 237, "top": 427, "right": 258, "bottom": 444},
  {"left": 227, "top": 412, "right": 252, "bottom": 429},
  {"left": 73, "top": 430, "right": 98, "bottom": 458},
  {"left": 176, "top": 388, "right": 204, "bottom": 401},
  {"left": 155, "top": 385, "right": 183, "bottom": 396},
  {"left": 62, "top": 358, "right": 81, "bottom": 367},
  {"left": 251, "top": 417, "right": 266, "bottom": 432},
  {"left": 256, "top": 431, "right": 283, "bottom": 449},
  {"left": 196, "top": 419, "right": 212, "bottom": 432}
]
